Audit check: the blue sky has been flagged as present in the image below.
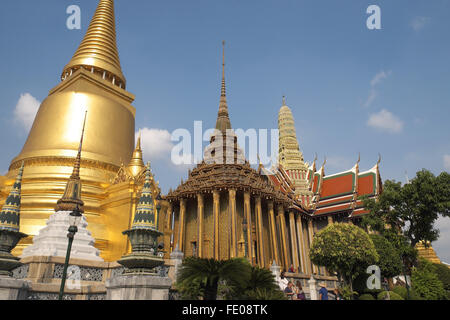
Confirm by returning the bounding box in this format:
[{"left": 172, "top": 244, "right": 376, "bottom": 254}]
[{"left": 1, "top": 0, "right": 449, "bottom": 261}]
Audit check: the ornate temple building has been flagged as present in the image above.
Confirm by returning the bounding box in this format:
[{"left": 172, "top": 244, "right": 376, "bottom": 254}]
[
  {"left": 163, "top": 44, "right": 384, "bottom": 275},
  {"left": 0, "top": 0, "right": 161, "bottom": 262},
  {"left": 0, "top": 0, "right": 442, "bottom": 284}
]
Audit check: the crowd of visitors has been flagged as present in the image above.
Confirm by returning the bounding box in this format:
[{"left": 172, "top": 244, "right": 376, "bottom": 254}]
[{"left": 278, "top": 271, "right": 342, "bottom": 300}]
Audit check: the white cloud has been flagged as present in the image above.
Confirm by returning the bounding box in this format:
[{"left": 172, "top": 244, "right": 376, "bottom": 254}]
[
  {"left": 137, "top": 128, "right": 195, "bottom": 172},
  {"left": 14, "top": 93, "right": 40, "bottom": 131},
  {"left": 364, "top": 71, "right": 391, "bottom": 108},
  {"left": 370, "top": 70, "right": 390, "bottom": 87},
  {"left": 364, "top": 89, "right": 377, "bottom": 108},
  {"left": 444, "top": 154, "right": 450, "bottom": 171},
  {"left": 137, "top": 128, "right": 173, "bottom": 160},
  {"left": 367, "top": 109, "right": 404, "bottom": 133},
  {"left": 410, "top": 16, "right": 430, "bottom": 31}
]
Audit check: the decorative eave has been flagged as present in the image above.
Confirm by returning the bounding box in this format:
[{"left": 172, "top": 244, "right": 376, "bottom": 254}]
[{"left": 166, "top": 162, "right": 292, "bottom": 206}]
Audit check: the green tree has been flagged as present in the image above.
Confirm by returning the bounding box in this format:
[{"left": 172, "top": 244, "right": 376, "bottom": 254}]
[
  {"left": 309, "top": 223, "right": 379, "bottom": 296},
  {"left": 176, "top": 257, "right": 251, "bottom": 300},
  {"left": 369, "top": 234, "right": 403, "bottom": 279},
  {"left": 362, "top": 170, "right": 450, "bottom": 252},
  {"left": 411, "top": 258, "right": 447, "bottom": 300}
]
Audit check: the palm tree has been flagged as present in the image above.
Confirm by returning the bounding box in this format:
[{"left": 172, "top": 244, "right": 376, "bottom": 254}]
[
  {"left": 177, "top": 257, "right": 251, "bottom": 300},
  {"left": 228, "top": 266, "right": 285, "bottom": 300}
]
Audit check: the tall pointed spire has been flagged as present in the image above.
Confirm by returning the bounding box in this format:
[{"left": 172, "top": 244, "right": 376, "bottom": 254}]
[
  {"left": 215, "top": 41, "right": 232, "bottom": 133},
  {"left": 62, "top": 0, "right": 125, "bottom": 87},
  {"left": 131, "top": 163, "right": 156, "bottom": 230},
  {"left": 55, "top": 112, "right": 88, "bottom": 213},
  {"left": 127, "top": 133, "right": 145, "bottom": 177},
  {"left": 0, "top": 162, "right": 25, "bottom": 232}
]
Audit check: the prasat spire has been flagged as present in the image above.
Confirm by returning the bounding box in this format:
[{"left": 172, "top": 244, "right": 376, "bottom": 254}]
[
  {"left": 215, "top": 41, "right": 232, "bottom": 133},
  {"left": 278, "top": 96, "right": 305, "bottom": 168},
  {"left": 131, "top": 163, "right": 156, "bottom": 230},
  {"left": 0, "top": 162, "right": 25, "bottom": 232},
  {"left": 55, "top": 112, "right": 88, "bottom": 213},
  {"left": 62, "top": 0, "right": 125, "bottom": 87}
]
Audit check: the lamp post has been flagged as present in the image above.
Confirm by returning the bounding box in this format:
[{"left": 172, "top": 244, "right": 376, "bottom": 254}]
[{"left": 58, "top": 205, "right": 82, "bottom": 300}]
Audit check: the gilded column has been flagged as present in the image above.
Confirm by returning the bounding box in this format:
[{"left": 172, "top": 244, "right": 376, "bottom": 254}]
[
  {"left": 229, "top": 189, "right": 237, "bottom": 258},
  {"left": 197, "top": 193, "right": 204, "bottom": 258},
  {"left": 213, "top": 190, "right": 220, "bottom": 259},
  {"left": 278, "top": 205, "right": 289, "bottom": 271},
  {"left": 289, "top": 211, "right": 300, "bottom": 272},
  {"left": 179, "top": 198, "right": 186, "bottom": 252},
  {"left": 244, "top": 191, "right": 253, "bottom": 263},
  {"left": 268, "top": 201, "right": 279, "bottom": 265},
  {"left": 296, "top": 215, "right": 308, "bottom": 274},
  {"left": 307, "top": 219, "right": 318, "bottom": 274},
  {"left": 255, "top": 196, "right": 265, "bottom": 267}
]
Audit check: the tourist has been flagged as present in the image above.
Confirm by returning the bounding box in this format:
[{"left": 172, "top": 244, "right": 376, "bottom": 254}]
[
  {"left": 288, "top": 264, "right": 295, "bottom": 273},
  {"left": 279, "top": 271, "right": 289, "bottom": 291},
  {"left": 333, "top": 288, "right": 342, "bottom": 300},
  {"left": 319, "top": 282, "right": 328, "bottom": 300},
  {"left": 295, "top": 281, "right": 306, "bottom": 300},
  {"left": 284, "top": 281, "right": 295, "bottom": 300}
]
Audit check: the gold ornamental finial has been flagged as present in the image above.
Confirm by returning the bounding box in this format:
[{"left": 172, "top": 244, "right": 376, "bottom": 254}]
[
  {"left": 282, "top": 96, "right": 287, "bottom": 106},
  {"left": 62, "top": 0, "right": 126, "bottom": 87},
  {"left": 127, "top": 132, "right": 145, "bottom": 177},
  {"left": 215, "top": 40, "right": 231, "bottom": 133},
  {"left": 71, "top": 111, "right": 88, "bottom": 179},
  {"left": 55, "top": 112, "right": 88, "bottom": 213}
]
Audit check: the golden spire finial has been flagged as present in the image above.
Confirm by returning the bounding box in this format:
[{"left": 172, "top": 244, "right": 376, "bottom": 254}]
[
  {"left": 71, "top": 111, "right": 88, "bottom": 179},
  {"left": 215, "top": 40, "right": 231, "bottom": 133},
  {"left": 62, "top": 0, "right": 125, "bottom": 87},
  {"left": 127, "top": 132, "right": 145, "bottom": 177},
  {"left": 55, "top": 111, "right": 88, "bottom": 213}
]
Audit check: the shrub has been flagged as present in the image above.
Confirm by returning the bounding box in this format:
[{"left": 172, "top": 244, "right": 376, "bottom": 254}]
[
  {"left": 358, "top": 294, "right": 375, "bottom": 300},
  {"left": 411, "top": 259, "right": 447, "bottom": 300},
  {"left": 433, "top": 263, "right": 450, "bottom": 298},
  {"left": 377, "top": 291, "right": 404, "bottom": 300},
  {"left": 393, "top": 285, "right": 421, "bottom": 300}
]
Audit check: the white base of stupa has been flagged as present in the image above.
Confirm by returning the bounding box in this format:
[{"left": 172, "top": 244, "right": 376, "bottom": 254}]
[{"left": 21, "top": 211, "right": 103, "bottom": 262}]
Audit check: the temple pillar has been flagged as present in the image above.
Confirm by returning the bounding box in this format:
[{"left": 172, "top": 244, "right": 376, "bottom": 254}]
[
  {"left": 179, "top": 198, "right": 186, "bottom": 252},
  {"left": 268, "top": 201, "right": 280, "bottom": 265},
  {"left": 213, "top": 190, "right": 220, "bottom": 259},
  {"left": 307, "top": 219, "right": 318, "bottom": 274},
  {"left": 296, "top": 215, "right": 308, "bottom": 274},
  {"left": 255, "top": 196, "right": 265, "bottom": 268},
  {"left": 164, "top": 202, "right": 173, "bottom": 256},
  {"left": 278, "top": 205, "right": 289, "bottom": 271},
  {"left": 244, "top": 191, "right": 253, "bottom": 264},
  {"left": 289, "top": 211, "right": 300, "bottom": 272},
  {"left": 229, "top": 189, "right": 237, "bottom": 258},
  {"left": 197, "top": 194, "right": 204, "bottom": 258}
]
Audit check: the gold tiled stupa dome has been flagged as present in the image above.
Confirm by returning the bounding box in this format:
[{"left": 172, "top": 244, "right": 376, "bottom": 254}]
[{"left": 2, "top": 0, "right": 137, "bottom": 261}]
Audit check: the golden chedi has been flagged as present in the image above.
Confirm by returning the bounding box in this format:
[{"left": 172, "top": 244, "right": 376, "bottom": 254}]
[{"left": 0, "top": 0, "right": 141, "bottom": 261}]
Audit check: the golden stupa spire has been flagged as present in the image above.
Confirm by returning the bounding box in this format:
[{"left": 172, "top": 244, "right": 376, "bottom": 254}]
[
  {"left": 215, "top": 40, "right": 232, "bottom": 133},
  {"left": 127, "top": 133, "right": 145, "bottom": 177},
  {"left": 62, "top": 0, "right": 125, "bottom": 87},
  {"left": 55, "top": 112, "right": 88, "bottom": 213}
]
